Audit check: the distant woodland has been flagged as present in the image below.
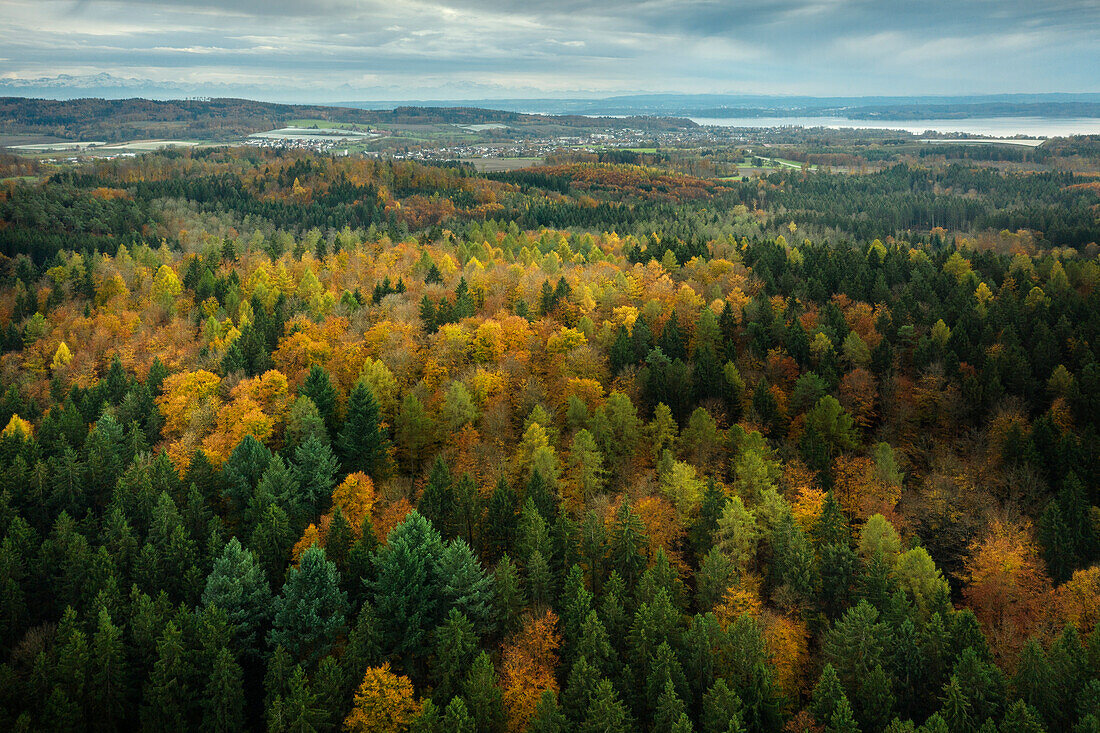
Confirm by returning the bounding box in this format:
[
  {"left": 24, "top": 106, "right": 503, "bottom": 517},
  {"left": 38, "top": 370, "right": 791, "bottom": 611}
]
[{"left": 0, "top": 97, "right": 696, "bottom": 142}]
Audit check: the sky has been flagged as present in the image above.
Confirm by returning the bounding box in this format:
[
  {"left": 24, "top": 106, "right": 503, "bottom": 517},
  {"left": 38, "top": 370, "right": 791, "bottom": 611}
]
[{"left": 1, "top": 0, "right": 1099, "bottom": 101}]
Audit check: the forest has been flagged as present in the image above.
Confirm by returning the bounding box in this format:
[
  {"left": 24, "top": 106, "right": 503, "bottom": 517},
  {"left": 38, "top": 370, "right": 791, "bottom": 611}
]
[
  {"left": 0, "top": 97, "right": 695, "bottom": 144},
  {"left": 1, "top": 146, "right": 1100, "bottom": 732}
]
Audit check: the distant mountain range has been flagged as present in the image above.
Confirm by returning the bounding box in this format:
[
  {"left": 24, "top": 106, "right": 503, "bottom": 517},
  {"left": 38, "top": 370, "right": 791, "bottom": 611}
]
[{"left": 2, "top": 74, "right": 1099, "bottom": 120}]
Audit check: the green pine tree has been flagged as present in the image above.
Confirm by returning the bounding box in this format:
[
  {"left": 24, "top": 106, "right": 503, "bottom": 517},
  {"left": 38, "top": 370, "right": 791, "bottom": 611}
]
[
  {"left": 268, "top": 545, "right": 349, "bottom": 665},
  {"left": 338, "top": 381, "right": 392, "bottom": 478}
]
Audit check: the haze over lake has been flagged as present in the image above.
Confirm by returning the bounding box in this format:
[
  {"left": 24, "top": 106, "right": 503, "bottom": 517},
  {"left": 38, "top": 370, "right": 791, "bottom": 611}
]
[{"left": 690, "top": 116, "right": 1100, "bottom": 137}]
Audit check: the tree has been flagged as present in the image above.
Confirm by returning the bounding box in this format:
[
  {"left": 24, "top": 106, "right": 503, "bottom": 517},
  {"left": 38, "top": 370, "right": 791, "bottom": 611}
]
[
  {"left": 442, "top": 697, "right": 474, "bottom": 733},
  {"left": 811, "top": 663, "right": 845, "bottom": 727},
  {"left": 438, "top": 539, "right": 496, "bottom": 630},
  {"left": 715, "top": 496, "right": 759, "bottom": 574},
  {"left": 463, "top": 652, "right": 504, "bottom": 733},
  {"left": 442, "top": 381, "right": 479, "bottom": 434},
  {"left": 500, "top": 610, "right": 561, "bottom": 733},
  {"left": 419, "top": 457, "right": 455, "bottom": 539},
  {"left": 827, "top": 695, "right": 860, "bottom": 733},
  {"left": 432, "top": 609, "right": 478, "bottom": 703},
  {"left": 801, "top": 396, "right": 858, "bottom": 470},
  {"left": 579, "top": 678, "right": 632, "bottom": 733},
  {"left": 90, "top": 607, "right": 129, "bottom": 730},
  {"left": 141, "top": 621, "right": 193, "bottom": 731},
  {"left": 528, "top": 690, "right": 568, "bottom": 733},
  {"left": 396, "top": 393, "right": 435, "bottom": 472},
  {"left": 371, "top": 511, "right": 445, "bottom": 665},
  {"left": 201, "top": 537, "right": 272, "bottom": 659},
  {"left": 344, "top": 663, "right": 421, "bottom": 733},
  {"left": 608, "top": 500, "right": 648, "bottom": 586},
  {"left": 963, "top": 519, "right": 1051, "bottom": 665},
  {"left": 338, "top": 381, "right": 392, "bottom": 478},
  {"left": 284, "top": 396, "right": 328, "bottom": 450},
  {"left": 823, "top": 601, "right": 888, "bottom": 694},
  {"left": 222, "top": 434, "right": 272, "bottom": 520},
  {"left": 565, "top": 429, "right": 606, "bottom": 510},
  {"left": 268, "top": 544, "right": 349, "bottom": 665},
  {"left": 893, "top": 547, "right": 950, "bottom": 620},
  {"left": 300, "top": 365, "right": 339, "bottom": 436},
  {"left": 292, "top": 434, "right": 339, "bottom": 518},
  {"left": 655, "top": 678, "right": 687, "bottom": 732},
  {"left": 702, "top": 678, "right": 744, "bottom": 733},
  {"left": 204, "top": 647, "right": 245, "bottom": 733}
]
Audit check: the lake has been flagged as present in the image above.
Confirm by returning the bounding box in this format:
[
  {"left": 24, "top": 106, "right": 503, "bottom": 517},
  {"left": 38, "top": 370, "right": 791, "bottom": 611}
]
[{"left": 689, "top": 116, "right": 1100, "bottom": 137}]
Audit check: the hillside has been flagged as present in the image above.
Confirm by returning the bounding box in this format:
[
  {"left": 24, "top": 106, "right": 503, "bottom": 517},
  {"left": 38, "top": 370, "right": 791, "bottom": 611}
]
[{"left": 0, "top": 97, "right": 697, "bottom": 143}]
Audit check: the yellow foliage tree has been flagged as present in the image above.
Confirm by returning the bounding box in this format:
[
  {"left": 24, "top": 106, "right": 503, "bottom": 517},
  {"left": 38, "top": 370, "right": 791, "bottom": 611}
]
[
  {"left": 52, "top": 341, "right": 73, "bottom": 370},
  {"left": 331, "top": 472, "right": 377, "bottom": 534},
  {"left": 1, "top": 414, "right": 33, "bottom": 441},
  {"left": 1054, "top": 566, "right": 1100, "bottom": 635},
  {"left": 343, "top": 663, "right": 421, "bottom": 733},
  {"left": 761, "top": 612, "right": 809, "bottom": 698},
  {"left": 151, "top": 264, "right": 182, "bottom": 306}
]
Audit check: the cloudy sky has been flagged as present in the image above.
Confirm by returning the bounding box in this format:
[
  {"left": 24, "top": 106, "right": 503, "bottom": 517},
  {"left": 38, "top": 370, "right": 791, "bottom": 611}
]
[{"left": 1, "top": 0, "right": 1098, "bottom": 101}]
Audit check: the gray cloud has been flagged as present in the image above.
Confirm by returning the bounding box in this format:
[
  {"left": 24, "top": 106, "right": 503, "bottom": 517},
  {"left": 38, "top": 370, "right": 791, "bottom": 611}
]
[{"left": 1, "top": 0, "right": 1097, "bottom": 99}]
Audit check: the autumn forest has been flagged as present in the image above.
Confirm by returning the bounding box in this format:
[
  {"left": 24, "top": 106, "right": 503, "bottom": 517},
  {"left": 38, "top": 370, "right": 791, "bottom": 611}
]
[{"left": 2, "top": 143, "right": 1100, "bottom": 733}]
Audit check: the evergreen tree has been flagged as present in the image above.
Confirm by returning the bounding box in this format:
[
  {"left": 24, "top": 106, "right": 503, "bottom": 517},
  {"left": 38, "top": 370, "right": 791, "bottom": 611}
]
[
  {"left": 268, "top": 545, "right": 349, "bottom": 665},
  {"left": 88, "top": 606, "right": 129, "bottom": 730},
  {"left": 528, "top": 690, "right": 568, "bottom": 733},
  {"left": 338, "top": 381, "right": 391, "bottom": 478},
  {"left": 202, "top": 537, "right": 272, "bottom": 658},
  {"left": 432, "top": 609, "right": 477, "bottom": 704},
  {"left": 655, "top": 678, "right": 688, "bottom": 732},
  {"left": 608, "top": 501, "right": 648, "bottom": 586},
  {"left": 419, "top": 457, "right": 455, "bottom": 539},
  {"left": 462, "top": 652, "right": 504, "bottom": 733},
  {"left": 222, "top": 435, "right": 272, "bottom": 521},
  {"left": 702, "top": 678, "right": 743, "bottom": 733},
  {"left": 442, "top": 696, "right": 474, "bottom": 733},
  {"left": 301, "top": 366, "right": 339, "bottom": 436},
  {"left": 484, "top": 477, "right": 518, "bottom": 562},
  {"left": 828, "top": 695, "right": 861, "bottom": 733},
  {"left": 141, "top": 621, "right": 193, "bottom": 730},
  {"left": 203, "top": 647, "right": 245, "bottom": 733},
  {"left": 371, "top": 511, "right": 445, "bottom": 667},
  {"left": 292, "top": 434, "right": 339, "bottom": 519},
  {"left": 492, "top": 554, "right": 525, "bottom": 634},
  {"left": 579, "top": 678, "right": 632, "bottom": 733},
  {"left": 812, "top": 663, "right": 846, "bottom": 726}
]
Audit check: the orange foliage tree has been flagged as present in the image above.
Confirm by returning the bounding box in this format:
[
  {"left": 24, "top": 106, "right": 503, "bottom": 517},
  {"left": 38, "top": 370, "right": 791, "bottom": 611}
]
[
  {"left": 499, "top": 610, "right": 562, "bottom": 733},
  {"left": 962, "top": 518, "right": 1052, "bottom": 667}
]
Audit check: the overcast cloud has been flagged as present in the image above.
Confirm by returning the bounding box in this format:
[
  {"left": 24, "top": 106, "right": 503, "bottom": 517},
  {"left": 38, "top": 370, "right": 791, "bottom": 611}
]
[{"left": 1, "top": 0, "right": 1097, "bottom": 100}]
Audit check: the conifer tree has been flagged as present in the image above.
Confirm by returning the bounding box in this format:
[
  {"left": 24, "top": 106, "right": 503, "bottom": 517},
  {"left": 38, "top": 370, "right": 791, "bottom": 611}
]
[
  {"left": 419, "top": 456, "right": 455, "bottom": 538},
  {"left": 371, "top": 511, "right": 445, "bottom": 665},
  {"left": 90, "top": 606, "right": 129, "bottom": 730},
  {"left": 528, "top": 689, "right": 568, "bottom": 733},
  {"left": 292, "top": 433, "right": 339, "bottom": 518},
  {"left": 432, "top": 609, "right": 477, "bottom": 703},
  {"left": 268, "top": 545, "right": 349, "bottom": 665},
  {"left": 608, "top": 501, "right": 647, "bottom": 586},
  {"left": 338, "top": 381, "right": 392, "bottom": 479},
  {"left": 579, "top": 678, "right": 632, "bottom": 733},
  {"left": 462, "top": 651, "right": 504, "bottom": 733},
  {"left": 442, "top": 696, "right": 474, "bottom": 733},
  {"left": 141, "top": 621, "right": 193, "bottom": 730},
  {"left": 203, "top": 647, "right": 244, "bottom": 733},
  {"left": 301, "top": 365, "right": 339, "bottom": 436}
]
